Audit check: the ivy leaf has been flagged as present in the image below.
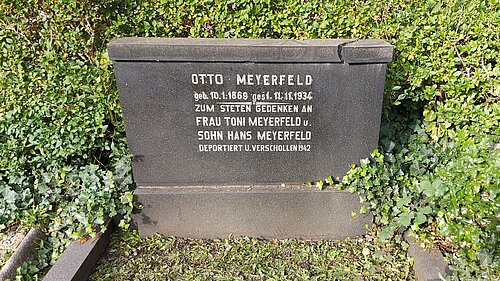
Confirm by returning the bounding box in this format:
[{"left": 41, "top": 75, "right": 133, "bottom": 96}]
[
  {"left": 477, "top": 249, "right": 493, "bottom": 266},
  {"left": 396, "top": 196, "right": 412, "bottom": 209},
  {"left": 94, "top": 216, "right": 104, "bottom": 225},
  {"left": 316, "top": 180, "right": 325, "bottom": 190},
  {"left": 420, "top": 205, "right": 433, "bottom": 215},
  {"left": 326, "top": 176, "right": 334, "bottom": 185},
  {"left": 420, "top": 180, "right": 435, "bottom": 197},
  {"left": 414, "top": 212, "right": 427, "bottom": 225},
  {"left": 120, "top": 192, "right": 133, "bottom": 205},
  {"left": 396, "top": 212, "right": 414, "bottom": 227},
  {"left": 379, "top": 226, "right": 395, "bottom": 241},
  {"left": 432, "top": 179, "right": 445, "bottom": 196}
]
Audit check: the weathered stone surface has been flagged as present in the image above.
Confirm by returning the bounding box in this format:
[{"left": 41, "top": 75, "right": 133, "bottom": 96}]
[
  {"left": 107, "top": 38, "right": 353, "bottom": 62},
  {"left": 133, "top": 185, "right": 372, "bottom": 239},
  {"left": 108, "top": 38, "right": 392, "bottom": 186},
  {"left": 43, "top": 223, "right": 113, "bottom": 281},
  {"left": 405, "top": 234, "right": 452, "bottom": 281},
  {"left": 340, "top": 39, "right": 393, "bottom": 64},
  {"left": 109, "top": 38, "right": 391, "bottom": 239}
]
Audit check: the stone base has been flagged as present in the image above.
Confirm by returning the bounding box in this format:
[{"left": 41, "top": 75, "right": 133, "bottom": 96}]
[
  {"left": 405, "top": 233, "right": 452, "bottom": 281},
  {"left": 43, "top": 222, "right": 113, "bottom": 281},
  {"left": 132, "top": 185, "right": 372, "bottom": 240}
]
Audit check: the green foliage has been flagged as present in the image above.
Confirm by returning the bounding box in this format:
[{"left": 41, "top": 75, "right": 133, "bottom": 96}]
[
  {"left": 0, "top": 250, "right": 12, "bottom": 269},
  {"left": 1, "top": 0, "right": 499, "bottom": 278},
  {"left": 90, "top": 230, "right": 415, "bottom": 280},
  {"left": 1, "top": 0, "right": 134, "bottom": 277},
  {"left": 339, "top": 124, "right": 499, "bottom": 278}
]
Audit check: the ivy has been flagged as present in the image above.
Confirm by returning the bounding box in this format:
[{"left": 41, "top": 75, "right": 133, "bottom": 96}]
[
  {"left": 1, "top": 0, "right": 499, "bottom": 278},
  {"left": 339, "top": 119, "right": 499, "bottom": 278}
]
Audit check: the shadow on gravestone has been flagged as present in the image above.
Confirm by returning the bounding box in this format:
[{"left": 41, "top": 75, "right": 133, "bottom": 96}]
[{"left": 108, "top": 38, "right": 393, "bottom": 239}]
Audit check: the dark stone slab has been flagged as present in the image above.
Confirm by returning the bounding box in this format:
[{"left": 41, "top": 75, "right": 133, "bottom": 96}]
[
  {"left": 109, "top": 38, "right": 391, "bottom": 239},
  {"left": 133, "top": 185, "right": 372, "bottom": 239},
  {"left": 43, "top": 222, "right": 113, "bottom": 281},
  {"left": 341, "top": 39, "right": 393, "bottom": 64},
  {"left": 108, "top": 38, "right": 392, "bottom": 186},
  {"left": 107, "top": 38, "right": 355, "bottom": 62}
]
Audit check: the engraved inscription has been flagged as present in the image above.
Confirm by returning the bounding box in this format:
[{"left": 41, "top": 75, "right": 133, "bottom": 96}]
[{"left": 192, "top": 73, "right": 314, "bottom": 152}]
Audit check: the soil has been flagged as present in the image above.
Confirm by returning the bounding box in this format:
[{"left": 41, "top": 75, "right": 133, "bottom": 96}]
[{"left": 0, "top": 226, "right": 27, "bottom": 267}]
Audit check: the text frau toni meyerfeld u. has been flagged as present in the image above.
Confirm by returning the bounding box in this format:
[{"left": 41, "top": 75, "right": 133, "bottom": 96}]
[{"left": 193, "top": 73, "right": 314, "bottom": 153}]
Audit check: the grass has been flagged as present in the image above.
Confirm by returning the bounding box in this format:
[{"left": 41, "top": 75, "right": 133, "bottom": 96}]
[
  {"left": 90, "top": 230, "right": 415, "bottom": 281},
  {"left": 0, "top": 249, "right": 13, "bottom": 269}
]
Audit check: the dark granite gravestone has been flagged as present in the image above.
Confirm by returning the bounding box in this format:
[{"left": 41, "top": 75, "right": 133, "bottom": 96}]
[{"left": 108, "top": 38, "right": 392, "bottom": 239}]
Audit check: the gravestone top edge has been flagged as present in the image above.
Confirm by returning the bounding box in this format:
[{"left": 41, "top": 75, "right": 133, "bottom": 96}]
[
  {"left": 341, "top": 39, "right": 393, "bottom": 64},
  {"left": 135, "top": 184, "right": 321, "bottom": 193},
  {"left": 107, "top": 38, "right": 392, "bottom": 63}
]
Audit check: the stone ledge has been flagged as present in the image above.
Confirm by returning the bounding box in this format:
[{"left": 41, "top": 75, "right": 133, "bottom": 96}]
[
  {"left": 133, "top": 185, "right": 372, "bottom": 239},
  {"left": 0, "top": 228, "right": 44, "bottom": 281},
  {"left": 405, "top": 233, "right": 452, "bottom": 281},
  {"left": 43, "top": 223, "right": 113, "bottom": 281}
]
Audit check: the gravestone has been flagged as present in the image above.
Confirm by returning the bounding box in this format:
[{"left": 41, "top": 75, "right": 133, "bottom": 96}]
[{"left": 108, "top": 38, "right": 392, "bottom": 239}]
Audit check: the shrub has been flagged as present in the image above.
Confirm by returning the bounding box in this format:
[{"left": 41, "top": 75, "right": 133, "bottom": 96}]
[{"left": 1, "top": 0, "right": 498, "bottom": 278}]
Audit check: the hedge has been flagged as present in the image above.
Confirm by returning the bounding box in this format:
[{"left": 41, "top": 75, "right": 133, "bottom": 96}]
[{"left": 1, "top": 0, "right": 498, "bottom": 279}]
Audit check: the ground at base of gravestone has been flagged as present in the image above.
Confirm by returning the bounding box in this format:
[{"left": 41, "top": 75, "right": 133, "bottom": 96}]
[
  {"left": 0, "top": 226, "right": 26, "bottom": 268},
  {"left": 90, "top": 230, "right": 415, "bottom": 281}
]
